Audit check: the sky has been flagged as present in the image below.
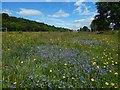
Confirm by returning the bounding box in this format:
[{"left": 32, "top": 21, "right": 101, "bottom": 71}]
[{"left": 2, "top": 1, "right": 98, "bottom": 30}]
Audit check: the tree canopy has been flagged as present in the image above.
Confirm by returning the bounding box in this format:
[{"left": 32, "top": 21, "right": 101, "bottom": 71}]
[
  {"left": 91, "top": 2, "right": 120, "bottom": 31},
  {"left": 77, "top": 26, "right": 90, "bottom": 32}
]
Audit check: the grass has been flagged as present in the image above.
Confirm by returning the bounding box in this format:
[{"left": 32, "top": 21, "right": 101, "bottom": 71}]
[{"left": 2, "top": 31, "right": 119, "bottom": 88}]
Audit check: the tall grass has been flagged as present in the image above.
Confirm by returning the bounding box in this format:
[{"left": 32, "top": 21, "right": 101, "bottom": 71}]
[{"left": 2, "top": 31, "right": 119, "bottom": 88}]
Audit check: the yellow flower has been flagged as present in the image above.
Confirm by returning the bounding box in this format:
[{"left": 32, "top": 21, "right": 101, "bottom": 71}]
[
  {"left": 92, "top": 61, "right": 96, "bottom": 65},
  {"left": 63, "top": 76, "right": 66, "bottom": 79},
  {"left": 112, "top": 63, "right": 114, "bottom": 65},
  {"left": 96, "top": 66, "right": 100, "bottom": 68},
  {"left": 34, "top": 58, "right": 36, "bottom": 61},
  {"left": 105, "top": 82, "right": 109, "bottom": 85},
  {"left": 64, "top": 63, "right": 67, "bottom": 66},
  {"left": 111, "top": 83, "right": 115, "bottom": 86},
  {"left": 114, "top": 72, "right": 118, "bottom": 75},
  {"left": 13, "top": 82, "right": 17, "bottom": 84},
  {"left": 112, "top": 61, "right": 114, "bottom": 63},
  {"left": 115, "top": 62, "right": 118, "bottom": 64},
  {"left": 103, "top": 66, "right": 106, "bottom": 68},
  {"left": 114, "top": 86, "right": 118, "bottom": 88},
  {"left": 105, "top": 55, "right": 108, "bottom": 57},
  {"left": 111, "top": 57, "right": 113, "bottom": 60},
  {"left": 103, "top": 53, "right": 105, "bottom": 55},
  {"left": 109, "top": 70, "right": 112, "bottom": 72},
  {"left": 103, "top": 62, "right": 106, "bottom": 65},
  {"left": 91, "top": 78, "right": 95, "bottom": 82},
  {"left": 72, "top": 77, "right": 74, "bottom": 80},
  {"left": 21, "top": 61, "right": 24, "bottom": 64},
  {"left": 50, "top": 70, "right": 52, "bottom": 73},
  {"left": 106, "top": 62, "right": 108, "bottom": 64}
]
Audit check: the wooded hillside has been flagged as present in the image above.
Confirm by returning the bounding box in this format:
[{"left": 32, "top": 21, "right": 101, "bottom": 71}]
[{"left": 2, "top": 13, "right": 72, "bottom": 32}]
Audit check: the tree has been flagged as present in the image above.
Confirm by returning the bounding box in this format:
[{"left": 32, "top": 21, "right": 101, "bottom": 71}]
[
  {"left": 91, "top": 2, "right": 120, "bottom": 31},
  {"left": 77, "top": 26, "right": 90, "bottom": 32},
  {"left": 83, "top": 26, "right": 89, "bottom": 31}
]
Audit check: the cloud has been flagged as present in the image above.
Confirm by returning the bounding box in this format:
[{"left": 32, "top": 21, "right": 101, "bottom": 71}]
[
  {"left": 81, "top": 6, "right": 96, "bottom": 15},
  {"left": 74, "top": 0, "right": 85, "bottom": 13},
  {"left": 2, "top": 9, "right": 13, "bottom": 15},
  {"left": 74, "top": 0, "right": 95, "bottom": 15},
  {"left": 73, "top": 13, "right": 97, "bottom": 29},
  {"left": 16, "top": 8, "right": 43, "bottom": 16},
  {"left": 45, "top": 0, "right": 52, "bottom": 2},
  {"left": 48, "top": 9, "right": 69, "bottom": 18},
  {"left": 63, "top": 23, "right": 81, "bottom": 30},
  {"left": 74, "top": 0, "right": 85, "bottom": 6},
  {"left": 73, "top": 18, "right": 93, "bottom": 23},
  {"left": 74, "top": 5, "right": 94, "bottom": 15}
]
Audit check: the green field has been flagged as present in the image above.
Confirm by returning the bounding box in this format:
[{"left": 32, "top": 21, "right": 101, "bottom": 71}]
[{"left": 2, "top": 31, "right": 119, "bottom": 88}]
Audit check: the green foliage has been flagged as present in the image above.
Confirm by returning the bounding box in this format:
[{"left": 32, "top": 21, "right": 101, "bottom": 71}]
[
  {"left": 91, "top": 2, "right": 120, "bottom": 31},
  {"left": 77, "top": 26, "right": 90, "bottom": 32},
  {"left": 2, "top": 13, "right": 72, "bottom": 32}
]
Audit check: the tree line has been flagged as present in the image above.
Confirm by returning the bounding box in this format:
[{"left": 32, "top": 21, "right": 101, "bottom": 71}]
[{"left": 1, "top": 13, "right": 72, "bottom": 32}]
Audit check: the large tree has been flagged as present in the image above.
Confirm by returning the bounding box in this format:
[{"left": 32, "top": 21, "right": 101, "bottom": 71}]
[{"left": 91, "top": 2, "right": 120, "bottom": 31}]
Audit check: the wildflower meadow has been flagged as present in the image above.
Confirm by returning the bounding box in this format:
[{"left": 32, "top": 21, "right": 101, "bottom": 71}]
[{"left": 2, "top": 31, "right": 119, "bottom": 88}]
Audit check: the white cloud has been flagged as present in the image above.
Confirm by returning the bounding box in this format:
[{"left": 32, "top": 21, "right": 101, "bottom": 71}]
[
  {"left": 48, "top": 9, "right": 69, "bottom": 18},
  {"left": 74, "top": 0, "right": 85, "bottom": 6},
  {"left": 73, "top": 18, "right": 93, "bottom": 23},
  {"left": 35, "top": 20, "right": 41, "bottom": 23},
  {"left": 16, "top": 8, "right": 43, "bottom": 16},
  {"left": 65, "top": 0, "right": 72, "bottom": 2},
  {"left": 63, "top": 23, "right": 81, "bottom": 30},
  {"left": 82, "top": 7, "right": 90, "bottom": 14},
  {"left": 74, "top": 5, "right": 94, "bottom": 15},
  {"left": 81, "top": 7, "right": 96, "bottom": 15},
  {"left": 45, "top": 0, "right": 52, "bottom": 2},
  {"left": 74, "top": 0, "right": 96, "bottom": 15},
  {"left": 73, "top": 13, "right": 97, "bottom": 29},
  {"left": 2, "top": 9, "right": 13, "bottom": 15},
  {"left": 74, "top": 0, "right": 85, "bottom": 13},
  {"left": 75, "top": 7, "right": 82, "bottom": 13}
]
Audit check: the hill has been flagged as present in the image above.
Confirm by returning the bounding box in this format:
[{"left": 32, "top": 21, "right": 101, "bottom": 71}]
[{"left": 1, "top": 13, "right": 72, "bottom": 32}]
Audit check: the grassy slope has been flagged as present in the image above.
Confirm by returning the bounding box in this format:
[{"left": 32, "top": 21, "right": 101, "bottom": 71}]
[{"left": 2, "top": 31, "right": 119, "bottom": 88}]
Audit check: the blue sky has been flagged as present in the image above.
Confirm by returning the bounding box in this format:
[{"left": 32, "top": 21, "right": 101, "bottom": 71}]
[{"left": 2, "top": 1, "right": 97, "bottom": 30}]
